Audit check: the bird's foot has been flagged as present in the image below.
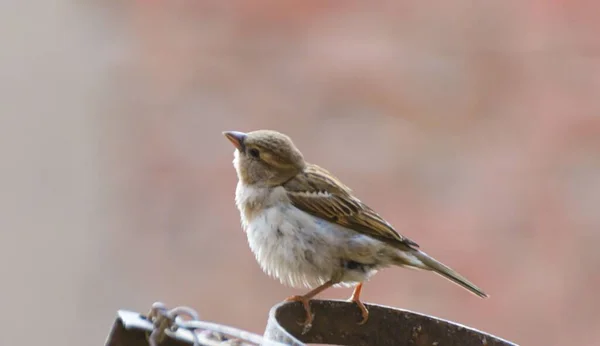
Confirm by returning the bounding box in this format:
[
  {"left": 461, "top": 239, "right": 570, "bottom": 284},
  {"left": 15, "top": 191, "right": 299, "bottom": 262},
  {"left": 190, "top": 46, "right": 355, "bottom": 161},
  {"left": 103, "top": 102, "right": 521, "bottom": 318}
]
[
  {"left": 283, "top": 280, "right": 336, "bottom": 334},
  {"left": 348, "top": 282, "right": 369, "bottom": 324},
  {"left": 348, "top": 297, "right": 369, "bottom": 325},
  {"left": 285, "top": 295, "right": 313, "bottom": 333}
]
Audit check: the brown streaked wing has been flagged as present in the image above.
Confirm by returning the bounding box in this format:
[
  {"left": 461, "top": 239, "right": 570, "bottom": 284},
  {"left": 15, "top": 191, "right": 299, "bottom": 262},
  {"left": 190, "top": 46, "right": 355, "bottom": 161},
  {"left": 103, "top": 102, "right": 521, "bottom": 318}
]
[{"left": 283, "top": 164, "right": 419, "bottom": 249}]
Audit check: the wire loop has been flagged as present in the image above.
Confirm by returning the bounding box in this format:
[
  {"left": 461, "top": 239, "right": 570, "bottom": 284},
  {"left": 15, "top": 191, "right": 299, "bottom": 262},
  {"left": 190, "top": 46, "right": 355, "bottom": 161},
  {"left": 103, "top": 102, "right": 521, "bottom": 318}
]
[{"left": 145, "top": 302, "right": 286, "bottom": 346}]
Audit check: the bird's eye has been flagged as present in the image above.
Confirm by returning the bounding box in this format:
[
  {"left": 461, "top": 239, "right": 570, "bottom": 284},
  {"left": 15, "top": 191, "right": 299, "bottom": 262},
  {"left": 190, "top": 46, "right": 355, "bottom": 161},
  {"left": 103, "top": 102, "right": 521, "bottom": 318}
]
[{"left": 248, "top": 148, "right": 260, "bottom": 158}]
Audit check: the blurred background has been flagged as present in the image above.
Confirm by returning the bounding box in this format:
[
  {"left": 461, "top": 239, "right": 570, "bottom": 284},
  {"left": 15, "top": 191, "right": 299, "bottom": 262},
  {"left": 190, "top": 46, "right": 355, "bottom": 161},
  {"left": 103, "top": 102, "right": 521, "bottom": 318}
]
[{"left": 1, "top": 1, "right": 599, "bottom": 345}]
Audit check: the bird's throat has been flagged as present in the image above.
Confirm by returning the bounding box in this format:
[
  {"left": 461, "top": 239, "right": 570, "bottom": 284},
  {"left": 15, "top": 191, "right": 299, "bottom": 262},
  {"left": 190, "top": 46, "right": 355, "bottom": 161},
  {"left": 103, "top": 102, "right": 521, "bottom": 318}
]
[{"left": 235, "top": 182, "right": 289, "bottom": 226}]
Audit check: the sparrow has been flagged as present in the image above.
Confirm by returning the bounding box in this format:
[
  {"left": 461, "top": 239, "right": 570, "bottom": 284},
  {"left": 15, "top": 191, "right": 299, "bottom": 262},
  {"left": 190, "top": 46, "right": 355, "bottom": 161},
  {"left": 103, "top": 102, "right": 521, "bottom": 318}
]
[{"left": 223, "top": 129, "right": 488, "bottom": 328}]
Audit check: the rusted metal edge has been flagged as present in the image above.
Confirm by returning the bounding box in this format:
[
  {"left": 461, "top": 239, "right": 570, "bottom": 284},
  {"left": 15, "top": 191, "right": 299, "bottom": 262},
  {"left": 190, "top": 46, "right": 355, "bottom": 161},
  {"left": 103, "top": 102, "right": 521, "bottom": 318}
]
[{"left": 264, "top": 300, "right": 519, "bottom": 346}]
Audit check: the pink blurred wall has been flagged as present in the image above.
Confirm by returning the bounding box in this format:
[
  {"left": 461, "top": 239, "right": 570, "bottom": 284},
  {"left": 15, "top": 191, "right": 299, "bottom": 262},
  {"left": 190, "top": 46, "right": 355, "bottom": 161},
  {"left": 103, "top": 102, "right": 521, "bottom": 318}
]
[{"left": 1, "top": 1, "right": 599, "bottom": 346}]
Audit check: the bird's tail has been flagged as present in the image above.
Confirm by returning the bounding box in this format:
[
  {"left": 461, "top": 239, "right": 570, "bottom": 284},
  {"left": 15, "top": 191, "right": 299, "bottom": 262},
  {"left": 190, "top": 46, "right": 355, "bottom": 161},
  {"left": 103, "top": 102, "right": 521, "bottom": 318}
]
[{"left": 401, "top": 250, "right": 489, "bottom": 298}]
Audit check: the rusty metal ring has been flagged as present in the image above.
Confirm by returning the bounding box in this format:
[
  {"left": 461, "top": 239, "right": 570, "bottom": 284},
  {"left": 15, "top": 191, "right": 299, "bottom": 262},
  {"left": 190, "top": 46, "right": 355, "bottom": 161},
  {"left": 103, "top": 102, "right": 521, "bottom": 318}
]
[{"left": 264, "top": 300, "right": 518, "bottom": 346}]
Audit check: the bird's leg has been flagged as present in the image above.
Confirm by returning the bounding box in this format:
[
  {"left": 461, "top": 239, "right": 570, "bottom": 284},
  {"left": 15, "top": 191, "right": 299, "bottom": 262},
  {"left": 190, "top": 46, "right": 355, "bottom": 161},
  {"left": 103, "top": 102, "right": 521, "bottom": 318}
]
[
  {"left": 348, "top": 282, "right": 369, "bottom": 324},
  {"left": 285, "top": 279, "right": 335, "bottom": 327}
]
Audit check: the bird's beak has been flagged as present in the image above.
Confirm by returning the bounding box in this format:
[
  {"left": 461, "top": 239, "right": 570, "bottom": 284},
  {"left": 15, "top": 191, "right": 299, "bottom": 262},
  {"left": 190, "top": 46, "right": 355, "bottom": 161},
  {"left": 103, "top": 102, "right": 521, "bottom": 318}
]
[{"left": 222, "top": 131, "right": 247, "bottom": 151}]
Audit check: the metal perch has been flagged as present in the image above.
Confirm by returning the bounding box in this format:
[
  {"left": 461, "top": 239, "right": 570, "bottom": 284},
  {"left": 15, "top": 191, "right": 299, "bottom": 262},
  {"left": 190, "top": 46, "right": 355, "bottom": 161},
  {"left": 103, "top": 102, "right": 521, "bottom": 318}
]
[
  {"left": 265, "top": 300, "right": 517, "bottom": 346},
  {"left": 105, "top": 301, "right": 518, "bottom": 346}
]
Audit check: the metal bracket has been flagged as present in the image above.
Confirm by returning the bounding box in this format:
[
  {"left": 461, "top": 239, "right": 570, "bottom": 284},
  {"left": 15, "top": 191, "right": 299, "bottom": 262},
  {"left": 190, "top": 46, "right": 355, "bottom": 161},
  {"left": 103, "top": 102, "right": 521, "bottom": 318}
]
[{"left": 105, "top": 310, "right": 195, "bottom": 346}]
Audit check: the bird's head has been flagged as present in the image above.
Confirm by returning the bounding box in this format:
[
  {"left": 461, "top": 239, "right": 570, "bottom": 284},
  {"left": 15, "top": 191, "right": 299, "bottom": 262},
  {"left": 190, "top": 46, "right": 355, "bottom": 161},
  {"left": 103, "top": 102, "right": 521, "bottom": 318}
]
[{"left": 223, "top": 130, "right": 305, "bottom": 186}]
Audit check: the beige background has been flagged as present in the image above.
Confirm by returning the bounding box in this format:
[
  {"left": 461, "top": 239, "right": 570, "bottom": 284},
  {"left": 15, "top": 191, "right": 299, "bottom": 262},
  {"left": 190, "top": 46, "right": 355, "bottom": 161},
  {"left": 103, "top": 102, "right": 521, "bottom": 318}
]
[{"left": 1, "top": 1, "right": 599, "bottom": 346}]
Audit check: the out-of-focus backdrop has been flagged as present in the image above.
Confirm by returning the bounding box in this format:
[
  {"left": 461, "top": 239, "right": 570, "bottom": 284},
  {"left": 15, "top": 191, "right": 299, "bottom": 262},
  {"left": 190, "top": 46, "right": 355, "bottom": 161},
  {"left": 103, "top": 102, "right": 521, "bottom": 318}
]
[{"left": 1, "top": 1, "right": 599, "bottom": 345}]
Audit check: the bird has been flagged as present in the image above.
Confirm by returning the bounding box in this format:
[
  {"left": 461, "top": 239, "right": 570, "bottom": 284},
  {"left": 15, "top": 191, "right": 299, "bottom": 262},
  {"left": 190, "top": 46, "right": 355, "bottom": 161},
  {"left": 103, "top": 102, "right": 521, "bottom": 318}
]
[{"left": 223, "top": 129, "right": 488, "bottom": 328}]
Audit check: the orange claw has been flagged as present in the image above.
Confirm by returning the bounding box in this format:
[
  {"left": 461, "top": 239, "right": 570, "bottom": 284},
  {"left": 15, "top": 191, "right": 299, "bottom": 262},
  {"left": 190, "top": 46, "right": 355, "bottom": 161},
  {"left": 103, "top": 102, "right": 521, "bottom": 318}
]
[
  {"left": 348, "top": 283, "right": 369, "bottom": 324},
  {"left": 283, "top": 280, "right": 335, "bottom": 331},
  {"left": 285, "top": 295, "right": 314, "bottom": 327}
]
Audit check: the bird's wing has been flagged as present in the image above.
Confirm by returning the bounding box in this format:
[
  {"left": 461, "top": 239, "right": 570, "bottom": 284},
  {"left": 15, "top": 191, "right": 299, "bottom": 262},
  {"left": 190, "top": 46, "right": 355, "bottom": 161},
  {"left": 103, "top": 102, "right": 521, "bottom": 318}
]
[{"left": 282, "top": 163, "right": 419, "bottom": 250}]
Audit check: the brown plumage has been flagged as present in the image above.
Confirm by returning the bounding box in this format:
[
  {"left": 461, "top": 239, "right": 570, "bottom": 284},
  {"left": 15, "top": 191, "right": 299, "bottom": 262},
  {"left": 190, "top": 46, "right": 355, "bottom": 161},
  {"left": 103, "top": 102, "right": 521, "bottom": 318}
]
[{"left": 283, "top": 163, "right": 420, "bottom": 250}]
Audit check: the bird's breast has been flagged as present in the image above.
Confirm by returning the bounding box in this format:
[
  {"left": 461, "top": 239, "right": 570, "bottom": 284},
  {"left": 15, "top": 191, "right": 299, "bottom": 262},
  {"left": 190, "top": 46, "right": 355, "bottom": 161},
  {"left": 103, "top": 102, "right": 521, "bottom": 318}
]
[
  {"left": 234, "top": 183, "right": 392, "bottom": 289},
  {"left": 242, "top": 201, "right": 347, "bottom": 288}
]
